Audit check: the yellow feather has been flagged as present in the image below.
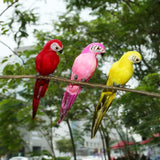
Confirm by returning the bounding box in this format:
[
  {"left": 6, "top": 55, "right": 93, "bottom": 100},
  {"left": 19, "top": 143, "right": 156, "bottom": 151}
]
[
  {"left": 91, "top": 51, "right": 141, "bottom": 138},
  {"left": 91, "top": 91, "right": 116, "bottom": 138}
]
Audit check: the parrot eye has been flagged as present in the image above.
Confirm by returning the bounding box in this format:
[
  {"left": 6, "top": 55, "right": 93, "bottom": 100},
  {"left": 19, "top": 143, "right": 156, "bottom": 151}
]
[
  {"left": 90, "top": 45, "right": 105, "bottom": 53},
  {"left": 50, "top": 42, "right": 62, "bottom": 52},
  {"left": 128, "top": 55, "right": 141, "bottom": 63}
]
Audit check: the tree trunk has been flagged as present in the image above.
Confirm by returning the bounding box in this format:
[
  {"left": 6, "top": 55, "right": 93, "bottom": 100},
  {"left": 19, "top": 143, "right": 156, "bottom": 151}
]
[
  {"left": 66, "top": 119, "right": 77, "bottom": 160},
  {"left": 39, "top": 118, "right": 57, "bottom": 160},
  {"left": 105, "top": 134, "right": 111, "bottom": 160},
  {"left": 99, "top": 128, "right": 107, "bottom": 160},
  {"left": 50, "top": 118, "right": 56, "bottom": 160},
  {"left": 109, "top": 116, "right": 131, "bottom": 159},
  {"left": 101, "top": 124, "right": 111, "bottom": 160}
]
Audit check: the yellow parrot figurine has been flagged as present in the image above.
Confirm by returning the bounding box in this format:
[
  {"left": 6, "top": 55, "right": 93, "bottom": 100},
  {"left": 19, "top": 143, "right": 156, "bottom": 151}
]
[{"left": 91, "top": 51, "right": 142, "bottom": 138}]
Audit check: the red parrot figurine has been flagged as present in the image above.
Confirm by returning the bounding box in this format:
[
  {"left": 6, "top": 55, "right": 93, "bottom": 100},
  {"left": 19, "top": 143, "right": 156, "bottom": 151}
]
[{"left": 32, "top": 39, "right": 63, "bottom": 119}]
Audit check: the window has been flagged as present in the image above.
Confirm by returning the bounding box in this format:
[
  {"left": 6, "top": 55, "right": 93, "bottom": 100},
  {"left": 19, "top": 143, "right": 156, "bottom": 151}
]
[{"left": 32, "top": 146, "right": 41, "bottom": 154}]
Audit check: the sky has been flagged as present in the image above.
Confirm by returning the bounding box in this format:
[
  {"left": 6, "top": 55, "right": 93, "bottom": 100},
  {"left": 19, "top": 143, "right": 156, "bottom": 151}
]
[{"left": 0, "top": 0, "right": 94, "bottom": 58}]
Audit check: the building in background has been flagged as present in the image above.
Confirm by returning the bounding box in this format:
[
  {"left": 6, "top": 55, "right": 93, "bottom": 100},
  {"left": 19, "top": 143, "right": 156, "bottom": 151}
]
[{"left": 21, "top": 120, "right": 120, "bottom": 157}]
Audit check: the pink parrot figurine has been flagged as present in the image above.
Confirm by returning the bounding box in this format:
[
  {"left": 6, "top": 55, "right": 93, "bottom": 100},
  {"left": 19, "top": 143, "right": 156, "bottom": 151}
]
[{"left": 58, "top": 43, "right": 105, "bottom": 124}]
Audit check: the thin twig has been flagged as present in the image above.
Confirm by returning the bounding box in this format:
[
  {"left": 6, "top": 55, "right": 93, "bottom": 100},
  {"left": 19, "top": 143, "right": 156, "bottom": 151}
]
[
  {"left": 0, "top": 0, "right": 19, "bottom": 17},
  {"left": 0, "top": 40, "right": 25, "bottom": 64},
  {"left": 0, "top": 75, "right": 160, "bottom": 98}
]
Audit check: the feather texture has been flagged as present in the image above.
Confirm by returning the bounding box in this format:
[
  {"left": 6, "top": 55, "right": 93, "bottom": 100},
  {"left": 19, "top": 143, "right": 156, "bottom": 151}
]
[
  {"left": 91, "top": 51, "right": 142, "bottom": 138},
  {"left": 32, "top": 39, "right": 63, "bottom": 119},
  {"left": 58, "top": 43, "right": 105, "bottom": 124}
]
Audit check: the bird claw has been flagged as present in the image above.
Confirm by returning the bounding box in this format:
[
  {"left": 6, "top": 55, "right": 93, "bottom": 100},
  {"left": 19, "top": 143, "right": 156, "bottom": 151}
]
[
  {"left": 112, "top": 82, "right": 121, "bottom": 92},
  {"left": 36, "top": 73, "right": 40, "bottom": 77},
  {"left": 81, "top": 78, "right": 86, "bottom": 82},
  {"left": 73, "top": 74, "right": 78, "bottom": 80},
  {"left": 49, "top": 74, "right": 53, "bottom": 77},
  {"left": 113, "top": 82, "right": 120, "bottom": 87},
  {"left": 81, "top": 78, "right": 86, "bottom": 88},
  {"left": 123, "top": 84, "right": 130, "bottom": 88},
  {"left": 113, "top": 82, "right": 124, "bottom": 87}
]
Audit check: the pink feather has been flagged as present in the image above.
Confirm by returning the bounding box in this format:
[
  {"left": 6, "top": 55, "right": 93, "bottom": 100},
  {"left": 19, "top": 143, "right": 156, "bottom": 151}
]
[{"left": 58, "top": 43, "right": 105, "bottom": 124}]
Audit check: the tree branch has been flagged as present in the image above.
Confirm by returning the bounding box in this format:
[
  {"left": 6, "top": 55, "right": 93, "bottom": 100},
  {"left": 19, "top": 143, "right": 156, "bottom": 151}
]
[
  {"left": 0, "top": 75, "right": 160, "bottom": 98},
  {"left": 0, "top": 0, "right": 19, "bottom": 17},
  {"left": 138, "top": 45, "right": 154, "bottom": 73},
  {"left": 0, "top": 40, "right": 25, "bottom": 64},
  {"left": 66, "top": 119, "right": 77, "bottom": 160}
]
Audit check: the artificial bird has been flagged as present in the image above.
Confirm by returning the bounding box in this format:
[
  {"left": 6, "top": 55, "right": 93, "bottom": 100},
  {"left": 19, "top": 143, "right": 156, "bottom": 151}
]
[
  {"left": 58, "top": 43, "right": 105, "bottom": 124},
  {"left": 32, "top": 39, "right": 63, "bottom": 119},
  {"left": 91, "top": 51, "right": 142, "bottom": 138}
]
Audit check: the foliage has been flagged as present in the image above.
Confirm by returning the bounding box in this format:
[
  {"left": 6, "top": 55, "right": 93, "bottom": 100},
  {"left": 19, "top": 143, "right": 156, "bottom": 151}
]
[
  {"left": 64, "top": 0, "right": 160, "bottom": 78},
  {"left": 3, "top": 0, "right": 16, "bottom": 3},
  {"left": 72, "top": 126, "right": 85, "bottom": 146},
  {"left": 55, "top": 137, "right": 73, "bottom": 153},
  {"left": 118, "top": 73, "right": 160, "bottom": 138},
  {"left": 56, "top": 157, "right": 70, "bottom": 160},
  {"left": 0, "top": 0, "right": 38, "bottom": 46},
  {"left": 1, "top": 0, "right": 108, "bottom": 158},
  {"left": 63, "top": 0, "right": 160, "bottom": 140},
  {"left": 9, "top": 6, "right": 38, "bottom": 46},
  {"left": 0, "top": 97, "right": 26, "bottom": 155},
  {"left": 0, "top": 0, "right": 160, "bottom": 158}
]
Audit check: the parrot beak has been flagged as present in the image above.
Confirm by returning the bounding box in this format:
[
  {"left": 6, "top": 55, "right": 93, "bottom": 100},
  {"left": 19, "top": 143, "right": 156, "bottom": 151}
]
[
  {"left": 101, "top": 52, "right": 105, "bottom": 57},
  {"left": 58, "top": 49, "right": 63, "bottom": 54}
]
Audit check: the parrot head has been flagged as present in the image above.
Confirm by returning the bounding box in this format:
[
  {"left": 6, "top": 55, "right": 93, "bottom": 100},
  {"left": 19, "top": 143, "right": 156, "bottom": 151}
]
[
  {"left": 43, "top": 39, "right": 63, "bottom": 53},
  {"left": 120, "top": 51, "right": 141, "bottom": 64},
  {"left": 127, "top": 51, "right": 142, "bottom": 63},
  {"left": 81, "top": 43, "right": 105, "bottom": 56}
]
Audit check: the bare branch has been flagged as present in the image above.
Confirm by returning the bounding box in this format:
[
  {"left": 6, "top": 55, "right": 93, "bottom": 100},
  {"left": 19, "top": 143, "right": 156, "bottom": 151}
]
[
  {"left": 0, "top": 40, "right": 25, "bottom": 64},
  {"left": 0, "top": 0, "right": 19, "bottom": 17},
  {"left": 0, "top": 75, "right": 159, "bottom": 98}
]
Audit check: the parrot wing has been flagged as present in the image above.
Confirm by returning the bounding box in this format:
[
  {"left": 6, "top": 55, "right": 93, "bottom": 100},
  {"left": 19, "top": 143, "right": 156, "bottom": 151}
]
[
  {"left": 33, "top": 79, "right": 49, "bottom": 119},
  {"left": 91, "top": 90, "right": 116, "bottom": 138}
]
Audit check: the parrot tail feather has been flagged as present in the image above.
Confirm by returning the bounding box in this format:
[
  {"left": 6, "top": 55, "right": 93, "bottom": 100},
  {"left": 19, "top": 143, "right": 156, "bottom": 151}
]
[
  {"left": 32, "top": 79, "right": 49, "bottom": 119},
  {"left": 91, "top": 92, "right": 116, "bottom": 138},
  {"left": 33, "top": 98, "right": 40, "bottom": 120},
  {"left": 58, "top": 86, "right": 81, "bottom": 124}
]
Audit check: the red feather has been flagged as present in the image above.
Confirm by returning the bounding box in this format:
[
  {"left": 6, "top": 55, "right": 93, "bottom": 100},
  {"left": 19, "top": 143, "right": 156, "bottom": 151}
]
[
  {"left": 32, "top": 79, "right": 49, "bottom": 119},
  {"left": 32, "top": 39, "right": 63, "bottom": 119}
]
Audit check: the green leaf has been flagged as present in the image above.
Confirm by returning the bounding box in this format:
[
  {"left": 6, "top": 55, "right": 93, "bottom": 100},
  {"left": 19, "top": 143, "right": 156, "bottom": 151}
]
[{"left": 1, "top": 59, "right": 8, "bottom": 64}]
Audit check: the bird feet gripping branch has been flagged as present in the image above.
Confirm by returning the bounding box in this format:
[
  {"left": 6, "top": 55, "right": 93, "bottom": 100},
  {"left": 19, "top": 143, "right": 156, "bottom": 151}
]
[
  {"left": 81, "top": 78, "right": 86, "bottom": 88},
  {"left": 112, "top": 82, "right": 126, "bottom": 92},
  {"left": 36, "top": 72, "right": 40, "bottom": 77},
  {"left": 49, "top": 74, "right": 53, "bottom": 77},
  {"left": 73, "top": 74, "right": 78, "bottom": 81},
  {"left": 113, "top": 82, "right": 125, "bottom": 88}
]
